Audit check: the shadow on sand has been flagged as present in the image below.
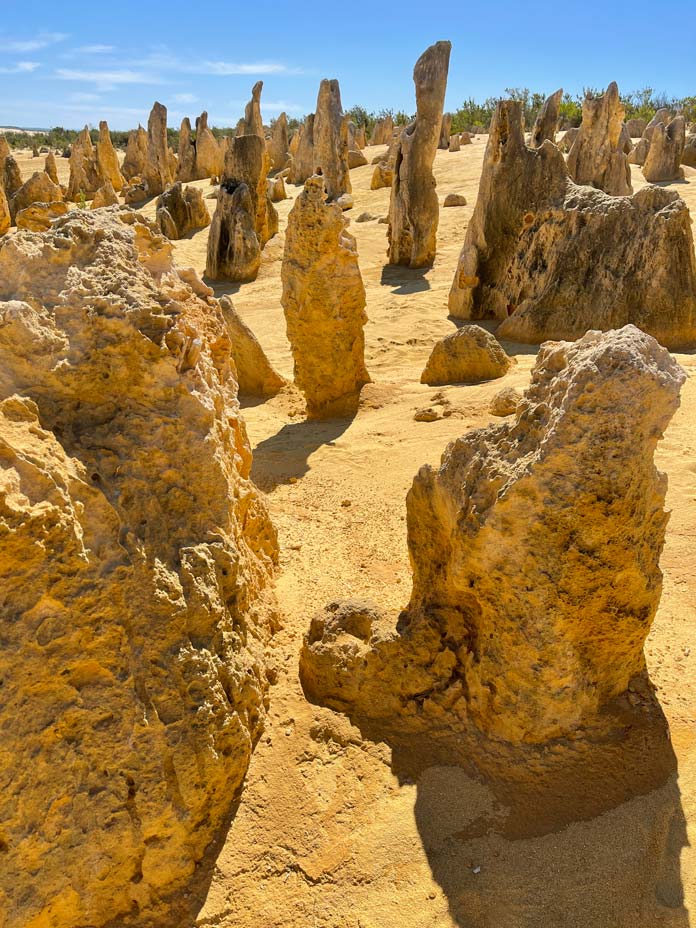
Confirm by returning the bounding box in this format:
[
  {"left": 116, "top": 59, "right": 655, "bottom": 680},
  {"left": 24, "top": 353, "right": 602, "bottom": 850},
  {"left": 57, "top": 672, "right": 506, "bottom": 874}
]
[
  {"left": 308, "top": 686, "right": 689, "bottom": 927},
  {"left": 250, "top": 414, "right": 355, "bottom": 490},
  {"left": 380, "top": 264, "right": 432, "bottom": 294}
]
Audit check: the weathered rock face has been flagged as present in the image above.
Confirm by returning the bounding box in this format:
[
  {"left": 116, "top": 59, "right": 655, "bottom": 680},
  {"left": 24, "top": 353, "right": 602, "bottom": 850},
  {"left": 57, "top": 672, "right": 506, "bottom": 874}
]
[
  {"left": 90, "top": 181, "right": 119, "bottom": 209},
  {"left": 448, "top": 100, "right": 696, "bottom": 348},
  {"left": 288, "top": 115, "right": 315, "bottom": 185},
  {"left": 15, "top": 200, "right": 68, "bottom": 230},
  {"left": 268, "top": 112, "right": 290, "bottom": 171},
  {"left": 627, "top": 135, "right": 649, "bottom": 165},
  {"left": 388, "top": 41, "right": 451, "bottom": 268},
  {"left": 144, "top": 101, "right": 173, "bottom": 196},
  {"left": 300, "top": 325, "right": 684, "bottom": 746},
  {"left": 0, "top": 186, "right": 10, "bottom": 234},
  {"left": 683, "top": 133, "right": 696, "bottom": 168},
  {"left": 240, "top": 81, "right": 264, "bottom": 138},
  {"left": 313, "top": 79, "right": 351, "bottom": 200},
  {"left": 370, "top": 160, "right": 393, "bottom": 189},
  {"left": 11, "top": 170, "right": 64, "bottom": 221},
  {"left": 438, "top": 112, "right": 452, "bottom": 149},
  {"left": 44, "top": 151, "right": 59, "bottom": 185},
  {"left": 223, "top": 134, "right": 278, "bottom": 246},
  {"left": 195, "top": 112, "right": 224, "bottom": 179},
  {"left": 96, "top": 120, "right": 125, "bottom": 191},
  {"left": 67, "top": 126, "right": 102, "bottom": 200},
  {"left": 355, "top": 124, "right": 367, "bottom": 149},
  {"left": 219, "top": 295, "right": 285, "bottom": 397},
  {"left": 645, "top": 108, "right": 671, "bottom": 141},
  {"left": 420, "top": 325, "right": 513, "bottom": 385},
  {"left": 448, "top": 133, "right": 460, "bottom": 152},
  {"left": 567, "top": 82, "right": 632, "bottom": 195},
  {"left": 156, "top": 182, "right": 211, "bottom": 239},
  {"left": 267, "top": 174, "right": 287, "bottom": 202},
  {"left": 642, "top": 116, "right": 686, "bottom": 182},
  {"left": 530, "top": 88, "right": 562, "bottom": 148},
  {"left": 557, "top": 126, "right": 578, "bottom": 153},
  {"left": 122, "top": 125, "right": 148, "bottom": 181},
  {"left": 0, "top": 208, "right": 278, "bottom": 928},
  {"left": 618, "top": 122, "right": 633, "bottom": 154},
  {"left": 626, "top": 117, "right": 647, "bottom": 137},
  {"left": 177, "top": 117, "right": 197, "bottom": 182},
  {"left": 206, "top": 180, "right": 261, "bottom": 281},
  {"left": 281, "top": 175, "right": 370, "bottom": 418},
  {"left": 347, "top": 148, "right": 368, "bottom": 168},
  {"left": 370, "top": 114, "right": 394, "bottom": 146}
]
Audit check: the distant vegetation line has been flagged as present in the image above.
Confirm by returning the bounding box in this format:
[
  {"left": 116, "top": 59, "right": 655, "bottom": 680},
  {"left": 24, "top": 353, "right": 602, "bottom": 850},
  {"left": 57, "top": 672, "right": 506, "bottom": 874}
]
[{"left": 1, "top": 87, "right": 694, "bottom": 150}]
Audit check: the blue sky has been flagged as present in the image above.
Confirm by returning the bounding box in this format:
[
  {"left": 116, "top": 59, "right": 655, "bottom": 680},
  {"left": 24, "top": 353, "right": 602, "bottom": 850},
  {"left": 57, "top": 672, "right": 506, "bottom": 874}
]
[{"left": 1, "top": 0, "right": 695, "bottom": 130}]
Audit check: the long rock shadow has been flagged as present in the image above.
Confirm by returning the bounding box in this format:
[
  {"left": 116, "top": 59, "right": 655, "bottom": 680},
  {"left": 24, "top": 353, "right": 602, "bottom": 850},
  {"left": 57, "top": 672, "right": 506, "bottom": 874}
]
[
  {"left": 380, "top": 264, "right": 432, "bottom": 294},
  {"left": 313, "top": 689, "right": 689, "bottom": 927},
  {"left": 251, "top": 415, "right": 355, "bottom": 490}
]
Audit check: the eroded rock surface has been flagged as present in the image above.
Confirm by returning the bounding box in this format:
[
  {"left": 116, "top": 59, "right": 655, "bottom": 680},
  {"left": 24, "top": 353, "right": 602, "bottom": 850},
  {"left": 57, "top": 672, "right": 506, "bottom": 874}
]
[
  {"left": 206, "top": 180, "right": 261, "bottom": 281},
  {"left": 96, "top": 120, "right": 125, "bottom": 192},
  {"left": 156, "top": 182, "right": 211, "bottom": 239},
  {"left": 530, "top": 88, "right": 562, "bottom": 148},
  {"left": 313, "top": 79, "right": 351, "bottom": 200},
  {"left": 122, "top": 125, "right": 148, "bottom": 181},
  {"left": 281, "top": 175, "right": 370, "bottom": 417},
  {"left": 67, "top": 126, "right": 102, "bottom": 200},
  {"left": 0, "top": 208, "right": 278, "bottom": 928},
  {"left": 387, "top": 40, "right": 451, "bottom": 268},
  {"left": 301, "top": 326, "right": 684, "bottom": 746},
  {"left": 448, "top": 100, "right": 696, "bottom": 347},
  {"left": 642, "top": 116, "right": 686, "bottom": 182},
  {"left": 288, "top": 115, "right": 315, "bottom": 185},
  {"left": 223, "top": 134, "right": 278, "bottom": 246},
  {"left": 420, "top": 325, "right": 513, "bottom": 385},
  {"left": 144, "top": 101, "right": 173, "bottom": 196},
  {"left": 567, "top": 82, "right": 632, "bottom": 195}
]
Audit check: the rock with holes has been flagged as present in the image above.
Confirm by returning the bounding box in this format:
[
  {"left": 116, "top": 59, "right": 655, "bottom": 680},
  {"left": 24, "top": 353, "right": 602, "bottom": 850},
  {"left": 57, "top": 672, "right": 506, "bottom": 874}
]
[
  {"left": 388, "top": 41, "right": 451, "bottom": 268},
  {"left": 0, "top": 207, "right": 278, "bottom": 928},
  {"left": 300, "top": 325, "right": 684, "bottom": 746},
  {"left": 223, "top": 133, "right": 278, "bottom": 246},
  {"left": 567, "top": 82, "right": 631, "bottom": 195},
  {"left": 206, "top": 180, "right": 261, "bottom": 281},
  {"left": 281, "top": 175, "right": 370, "bottom": 418},
  {"left": 448, "top": 100, "right": 696, "bottom": 348},
  {"left": 156, "top": 182, "right": 211, "bottom": 239},
  {"left": 313, "top": 79, "right": 351, "bottom": 200}
]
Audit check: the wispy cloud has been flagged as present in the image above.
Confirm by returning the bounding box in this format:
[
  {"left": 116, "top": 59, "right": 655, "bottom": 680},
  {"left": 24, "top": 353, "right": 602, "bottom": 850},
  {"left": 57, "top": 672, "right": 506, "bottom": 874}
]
[
  {"left": 75, "top": 44, "right": 115, "bottom": 54},
  {"left": 0, "top": 32, "right": 68, "bottom": 52},
  {"left": 69, "top": 92, "right": 102, "bottom": 103},
  {"left": 0, "top": 61, "right": 40, "bottom": 74},
  {"left": 55, "top": 68, "right": 165, "bottom": 91},
  {"left": 174, "top": 92, "right": 198, "bottom": 104},
  {"left": 189, "top": 61, "right": 301, "bottom": 76}
]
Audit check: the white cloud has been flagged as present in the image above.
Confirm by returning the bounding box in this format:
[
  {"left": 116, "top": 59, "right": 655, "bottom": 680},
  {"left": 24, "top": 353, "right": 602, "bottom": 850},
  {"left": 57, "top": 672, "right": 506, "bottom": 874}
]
[
  {"left": 75, "top": 44, "right": 115, "bottom": 54},
  {"left": 0, "top": 61, "right": 40, "bottom": 74},
  {"left": 0, "top": 32, "right": 68, "bottom": 52},
  {"left": 174, "top": 93, "right": 198, "bottom": 104},
  {"left": 55, "top": 68, "right": 165, "bottom": 91},
  {"left": 190, "top": 61, "right": 299, "bottom": 76}
]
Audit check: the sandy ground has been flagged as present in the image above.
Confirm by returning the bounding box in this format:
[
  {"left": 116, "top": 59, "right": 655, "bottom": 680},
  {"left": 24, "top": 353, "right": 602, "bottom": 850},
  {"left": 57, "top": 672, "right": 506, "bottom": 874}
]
[{"left": 13, "top": 141, "right": 696, "bottom": 926}]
